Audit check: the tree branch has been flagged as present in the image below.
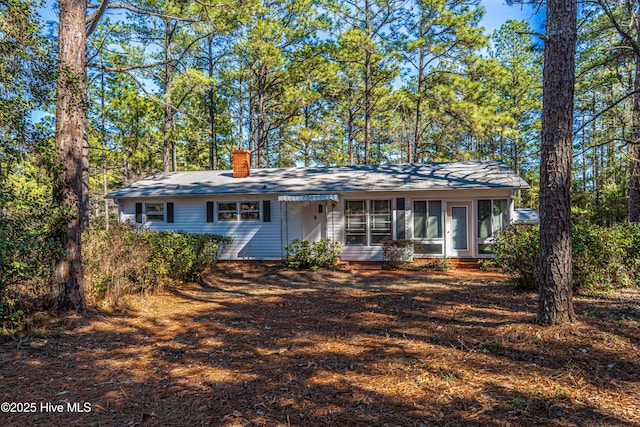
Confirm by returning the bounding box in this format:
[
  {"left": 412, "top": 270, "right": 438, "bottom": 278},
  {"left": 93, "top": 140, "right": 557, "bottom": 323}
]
[
  {"left": 573, "top": 88, "right": 640, "bottom": 136},
  {"left": 86, "top": 0, "right": 109, "bottom": 37}
]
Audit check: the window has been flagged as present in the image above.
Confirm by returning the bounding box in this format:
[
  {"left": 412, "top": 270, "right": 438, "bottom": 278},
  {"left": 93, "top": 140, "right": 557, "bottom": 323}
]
[
  {"left": 345, "top": 200, "right": 366, "bottom": 245},
  {"left": 413, "top": 200, "right": 442, "bottom": 239},
  {"left": 218, "top": 202, "right": 238, "bottom": 221},
  {"left": 240, "top": 202, "right": 260, "bottom": 220},
  {"left": 370, "top": 199, "right": 392, "bottom": 245},
  {"left": 345, "top": 199, "right": 392, "bottom": 246},
  {"left": 145, "top": 203, "right": 165, "bottom": 221},
  {"left": 217, "top": 201, "right": 260, "bottom": 221},
  {"left": 413, "top": 200, "right": 443, "bottom": 255},
  {"left": 478, "top": 199, "right": 509, "bottom": 238}
]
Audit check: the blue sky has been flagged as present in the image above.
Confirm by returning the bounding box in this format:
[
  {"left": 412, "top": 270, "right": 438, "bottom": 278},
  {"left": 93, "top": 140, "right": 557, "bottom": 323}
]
[
  {"left": 39, "top": 1, "right": 544, "bottom": 34},
  {"left": 481, "top": 0, "right": 544, "bottom": 34}
]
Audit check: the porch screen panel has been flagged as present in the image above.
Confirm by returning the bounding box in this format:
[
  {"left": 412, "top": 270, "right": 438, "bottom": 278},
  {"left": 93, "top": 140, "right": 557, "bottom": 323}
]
[
  {"left": 413, "top": 201, "right": 426, "bottom": 238},
  {"left": 478, "top": 200, "right": 492, "bottom": 238},
  {"left": 478, "top": 199, "right": 508, "bottom": 238},
  {"left": 345, "top": 200, "right": 366, "bottom": 245},
  {"left": 370, "top": 200, "right": 392, "bottom": 245},
  {"left": 493, "top": 199, "right": 508, "bottom": 233},
  {"left": 414, "top": 201, "right": 441, "bottom": 239},
  {"left": 427, "top": 201, "right": 442, "bottom": 238}
]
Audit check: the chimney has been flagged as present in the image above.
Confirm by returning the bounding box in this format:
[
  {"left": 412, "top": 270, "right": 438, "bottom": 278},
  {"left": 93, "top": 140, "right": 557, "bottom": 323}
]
[{"left": 233, "top": 149, "right": 251, "bottom": 178}]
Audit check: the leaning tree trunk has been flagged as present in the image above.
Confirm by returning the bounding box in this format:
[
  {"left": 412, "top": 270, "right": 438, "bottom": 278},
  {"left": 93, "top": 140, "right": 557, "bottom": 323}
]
[
  {"left": 53, "top": 0, "right": 88, "bottom": 313},
  {"left": 537, "top": 0, "right": 577, "bottom": 325}
]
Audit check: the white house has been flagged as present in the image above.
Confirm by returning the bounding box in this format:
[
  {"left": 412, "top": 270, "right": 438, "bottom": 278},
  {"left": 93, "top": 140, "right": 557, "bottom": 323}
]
[{"left": 106, "top": 150, "right": 530, "bottom": 261}]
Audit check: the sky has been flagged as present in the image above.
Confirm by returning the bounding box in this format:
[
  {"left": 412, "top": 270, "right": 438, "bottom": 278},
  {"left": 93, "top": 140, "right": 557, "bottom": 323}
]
[
  {"left": 39, "top": 1, "right": 545, "bottom": 34},
  {"left": 481, "top": 0, "right": 544, "bottom": 34}
]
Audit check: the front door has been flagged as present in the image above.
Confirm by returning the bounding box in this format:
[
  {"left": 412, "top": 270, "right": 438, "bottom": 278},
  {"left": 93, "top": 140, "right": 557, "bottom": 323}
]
[
  {"left": 447, "top": 203, "right": 472, "bottom": 257},
  {"left": 303, "top": 202, "right": 326, "bottom": 242}
]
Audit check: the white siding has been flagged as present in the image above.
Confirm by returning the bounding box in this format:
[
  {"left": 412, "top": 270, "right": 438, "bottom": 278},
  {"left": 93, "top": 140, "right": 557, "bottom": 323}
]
[
  {"left": 115, "top": 187, "right": 515, "bottom": 261},
  {"left": 117, "top": 196, "right": 283, "bottom": 260}
]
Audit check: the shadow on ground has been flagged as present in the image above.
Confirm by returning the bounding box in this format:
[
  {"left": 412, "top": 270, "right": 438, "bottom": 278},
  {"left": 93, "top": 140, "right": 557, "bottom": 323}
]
[{"left": 1, "top": 263, "right": 638, "bottom": 426}]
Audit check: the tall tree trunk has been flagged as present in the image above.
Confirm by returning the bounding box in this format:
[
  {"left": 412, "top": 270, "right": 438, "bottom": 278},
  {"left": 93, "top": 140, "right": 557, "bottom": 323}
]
[
  {"left": 256, "top": 66, "right": 267, "bottom": 168},
  {"left": 364, "top": 0, "right": 372, "bottom": 165},
  {"left": 413, "top": 5, "right": 427, "bottom": 164},
  {"left": 629, "top": 23, "right": 640, "bottom": 221},
  {"left": 538, "top": 0, "right": 577, "bottom": 325},
  {"left": 238, "top": 76, "right": 244, "bottom": 150},
  {"left": 53, "top": 0, "right": 88, "bottom": 313},
  {"left": 163, "top": 19, "right": 174, "bottom": 172},
  {"left": 347, "top": 81, "right": 356, "bottom": 166},
  {"left": 100, "top": 68, "right": 109, "bottom": 230},
  {"left": 207, "top": 35, "right": 217, "bottom": 170}
]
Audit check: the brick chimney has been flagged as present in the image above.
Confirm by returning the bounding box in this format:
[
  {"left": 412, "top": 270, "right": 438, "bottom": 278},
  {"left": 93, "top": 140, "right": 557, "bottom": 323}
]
[{"left": 233, "top": 149, "right": 251, "bottom": 178}]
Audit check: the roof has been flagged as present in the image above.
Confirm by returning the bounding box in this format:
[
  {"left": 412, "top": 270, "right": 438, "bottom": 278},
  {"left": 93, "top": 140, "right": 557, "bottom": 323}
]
[
  {"left": 106, "top": 161, "right": 530, "bottom": 199},
  {"left": 512, "top": 208, "right": 540, "bottom": 224}
]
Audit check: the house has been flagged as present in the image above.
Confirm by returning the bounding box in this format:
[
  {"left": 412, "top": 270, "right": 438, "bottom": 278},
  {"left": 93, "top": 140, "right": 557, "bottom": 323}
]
[{"left": 106, "top": 150, "right": 530, "bottom": 261}]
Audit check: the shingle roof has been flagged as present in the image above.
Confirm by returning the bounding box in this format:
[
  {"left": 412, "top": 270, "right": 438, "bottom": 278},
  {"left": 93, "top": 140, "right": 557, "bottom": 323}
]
[{"left": 106, "top": 161, "right": 529, "bottom": 199}]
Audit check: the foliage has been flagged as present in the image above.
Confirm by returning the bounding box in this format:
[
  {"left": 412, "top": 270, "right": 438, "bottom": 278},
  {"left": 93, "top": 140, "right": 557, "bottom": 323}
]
[
  {"left": 571, "top": 224, "right": 640, "bottom": 290},
  {"left": 283, "top": 239, "right": 342, "bottom": 270},
  {"left": 382, "top": 239, "right": 414, "bottom": 269},
  {"left": 491, "top": 223, "right": 640, "bottom": 292},
  {"left": 83, "top": 224, "right": 232, "bottom": 307},
  {"left": 143, "top": 230, "right": 232, "bottom": 282},
  {"left": 425, "top": 257, "right": 451, "bottom": 272},
  {"left": 491, "top": 224, "right": 541, "bottom": 290}
]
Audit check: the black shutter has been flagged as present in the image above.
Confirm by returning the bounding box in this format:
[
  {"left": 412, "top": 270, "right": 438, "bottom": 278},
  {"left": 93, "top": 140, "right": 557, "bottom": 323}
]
[
  {"left": 263, "top": 200, "right": 271, "bottom": 222},
  {"left": 206, "top": 201, "right": 214, "bottom": 223},
  {"left": 396, "top": 198, "right": 406, "bottom": 239},
  {"left": 135, "top": 203, "right": 143, "bottom": 223},
  {"left": 166, "top": 202, "right": 174, "bottom": 223}
]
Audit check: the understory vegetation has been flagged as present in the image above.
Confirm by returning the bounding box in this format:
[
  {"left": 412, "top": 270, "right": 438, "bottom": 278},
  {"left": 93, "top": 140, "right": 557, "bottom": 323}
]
[
  {"left": 283, "top": 238, "right": 342, "bottom": 270},
  {"left": 83, "top": 224, "right": 232, "bottom": 308},
  {"left": 0, "top": 222, "right": 231, "bottom": 334},
  {"left": 490, "top": 223, "right": 640, "bottom": 291}
]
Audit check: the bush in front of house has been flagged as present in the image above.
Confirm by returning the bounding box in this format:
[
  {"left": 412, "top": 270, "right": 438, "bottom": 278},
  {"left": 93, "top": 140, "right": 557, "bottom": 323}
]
[
  {"left": 83, "top": 223, "right": 232, "bottom": 306},
  {"left": 382, "top": 239, "right": 414, "bottom": 269},
  {"left": 143, "top": 230, "right": 232, "bottom": 282},
  {"left": 491, "top": 224, "right": 540, "bottom": 290},
  {"left": 283, "top": 238, "right": 342, "bottom": 270},
  {"left": 491, "top": 223, "right": 640, "bottom": 291}
]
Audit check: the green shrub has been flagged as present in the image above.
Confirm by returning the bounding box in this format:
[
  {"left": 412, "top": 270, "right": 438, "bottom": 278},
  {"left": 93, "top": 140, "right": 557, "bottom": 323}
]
[
  {"left": 144, "top": 231, "right": 232, "bottom": 282},
  {"left": 382, "top": 240, "right": 414, "bottom": 269},
  {"left": 283, "top": 238, "right": 342, "bottom": 270},
  {"left": 426, "top": 257, "right": 451, "bottom": 272},
  {"left": 572, "top": 224, "right": 640, "bottom": 290},
  {"left": 1, "top": 205, "right": 61, "bottom": 332},
  {"left": 83, "top": 224, "right": 232, "bottom": 307},
  {"left": 491, "top": 224, "right": 540, "bottom": 291},
  {"left": 491, "top": 223, "right": 640, "bottom": 291}
]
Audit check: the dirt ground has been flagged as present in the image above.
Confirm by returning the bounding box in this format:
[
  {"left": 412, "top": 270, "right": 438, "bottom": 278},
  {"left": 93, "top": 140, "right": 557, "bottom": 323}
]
[{"left": 1, "top": 262, "right": 639, "bottom": 427}]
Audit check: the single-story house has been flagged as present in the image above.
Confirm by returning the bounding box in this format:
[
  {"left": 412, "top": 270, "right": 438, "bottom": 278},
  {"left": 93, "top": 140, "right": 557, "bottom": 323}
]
[{"left": 106, "top": 150, "right": 531, "bottom": 261}]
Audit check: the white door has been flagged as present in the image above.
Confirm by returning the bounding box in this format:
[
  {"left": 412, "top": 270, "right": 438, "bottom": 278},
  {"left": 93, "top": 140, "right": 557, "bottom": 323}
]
[
  {"left": 303, "top": 202, "right": 326, "bottom": 242},
  {"left": 447, "top": 203, "right": 472, "bottom": 257}
]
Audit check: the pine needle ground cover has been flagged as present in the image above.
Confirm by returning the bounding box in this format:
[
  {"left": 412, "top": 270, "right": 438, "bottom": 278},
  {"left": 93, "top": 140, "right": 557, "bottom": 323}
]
[{"left": 1, "top": 263, "right": 638, "bottom": 426}]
